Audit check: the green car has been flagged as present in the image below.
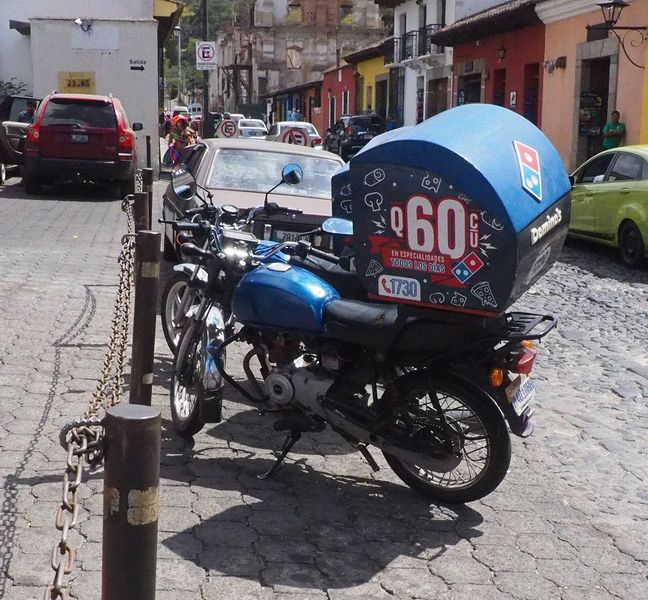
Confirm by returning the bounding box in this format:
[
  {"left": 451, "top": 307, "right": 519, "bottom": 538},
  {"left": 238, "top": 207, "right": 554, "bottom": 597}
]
[{"left": 569, "top": 145, "right": 648, "bottom": 267}]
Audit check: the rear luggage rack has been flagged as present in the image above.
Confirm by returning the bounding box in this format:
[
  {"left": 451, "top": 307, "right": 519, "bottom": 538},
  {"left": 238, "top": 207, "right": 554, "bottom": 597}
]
[{"left": 504, "top": 312, "right": 557, "bottom": 341}]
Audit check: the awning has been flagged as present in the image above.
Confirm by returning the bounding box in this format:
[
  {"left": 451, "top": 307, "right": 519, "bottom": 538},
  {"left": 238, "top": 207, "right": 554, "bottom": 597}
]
[
  {"left": 430, "top": 0, "right": 543, "bottom": 47},
  {"left": 9, "top": 20, "right": 31, "bottom": 36},
  {"left": 262, "top": 79, "right": 323, "bottom": 99}
]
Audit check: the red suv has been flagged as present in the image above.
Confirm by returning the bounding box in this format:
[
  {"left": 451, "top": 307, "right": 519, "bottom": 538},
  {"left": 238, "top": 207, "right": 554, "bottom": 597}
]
[{"left": 23, "top": 93, "right": 142, "bottom": 196}]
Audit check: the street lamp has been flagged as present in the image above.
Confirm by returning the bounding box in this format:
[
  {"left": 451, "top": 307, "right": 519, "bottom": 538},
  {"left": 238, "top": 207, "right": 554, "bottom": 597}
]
[
  {"left": 174, "top": 25, "right": 183, "bottom": 102},
  {"left": 587, "top": 0, "right": 647, "bottom": 69}
]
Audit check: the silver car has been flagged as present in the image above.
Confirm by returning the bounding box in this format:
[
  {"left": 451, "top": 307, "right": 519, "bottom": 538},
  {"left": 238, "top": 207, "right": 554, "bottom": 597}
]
[{"left": 265, "top": 121, "right": 323, "bottom": 149}]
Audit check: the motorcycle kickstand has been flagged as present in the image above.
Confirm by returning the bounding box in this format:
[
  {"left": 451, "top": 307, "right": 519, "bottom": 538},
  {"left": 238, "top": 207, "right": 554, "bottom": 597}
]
[{"left": 258, "top": 429, "right": 302, "bottom": 480}]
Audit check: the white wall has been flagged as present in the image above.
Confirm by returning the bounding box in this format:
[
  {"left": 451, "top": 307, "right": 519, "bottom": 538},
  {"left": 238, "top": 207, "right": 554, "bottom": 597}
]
[{"left": 1, "top": 0, "right": 158, "bottom": 169}]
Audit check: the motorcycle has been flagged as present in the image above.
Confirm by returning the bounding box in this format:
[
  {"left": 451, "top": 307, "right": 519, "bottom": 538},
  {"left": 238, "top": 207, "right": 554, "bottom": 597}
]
[
  {"left": 169, "top": 164, "right": 556, "bottom": 504},
  {"left": 160, "top": 166, "right": 361, "bottom": 353}
]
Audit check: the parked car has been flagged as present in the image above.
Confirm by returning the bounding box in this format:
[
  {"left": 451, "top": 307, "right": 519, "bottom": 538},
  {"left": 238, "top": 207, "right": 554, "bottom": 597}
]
[
  {"left": 324, "top": 114, "right": 385, "bottom": 161},
  {"left": 161, "top": 138, "right": 344, "bottom": 259},
  {"left": 0, "top": 95, "right": 41, "bottom": 184},
  {"left": 20, "top": 93, "right": 142, "bottom": 196},
  {"left": 569, "top": 144, "right": 648, "bottom": 267},
  {"left": 237, "top": 118, "right": 268, "bottom": 138},
  {"left": 265, "top": 121, "right": 323, "bottom": 149}
]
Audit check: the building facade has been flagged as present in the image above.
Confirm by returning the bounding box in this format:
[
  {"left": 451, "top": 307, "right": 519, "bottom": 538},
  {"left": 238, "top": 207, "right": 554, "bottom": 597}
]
[{"left": 1, "top": 0, "right": 182, "bottom": 170}]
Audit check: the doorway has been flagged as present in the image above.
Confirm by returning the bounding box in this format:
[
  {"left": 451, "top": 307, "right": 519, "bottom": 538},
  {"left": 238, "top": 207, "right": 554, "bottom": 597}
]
[
  {"left": 579, "top": 57, "right": 610, "bottom": 161},
  {"left": 426, "top": 77, "right": 448, "bottom": 117},
  {"left": 458, "top": 73, "right": 482, "bottom": 105}
]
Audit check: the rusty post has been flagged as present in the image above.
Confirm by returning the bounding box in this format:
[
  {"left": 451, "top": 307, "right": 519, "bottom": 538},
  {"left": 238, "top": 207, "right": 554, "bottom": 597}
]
[
  {"left": 130, "top": 230, "right": 160, "bottom": 406},
  {"left": 102, "top": 404, "right": 161, "bottom": 600},
  {"left": 133, "top": 192, "right": 150, "bottom": 233}
]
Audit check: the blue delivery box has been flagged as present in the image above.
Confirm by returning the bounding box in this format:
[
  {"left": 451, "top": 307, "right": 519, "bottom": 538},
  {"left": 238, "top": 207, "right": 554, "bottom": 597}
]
[{"left": 348, "top": 104, "right": 571, "bottom": 316}]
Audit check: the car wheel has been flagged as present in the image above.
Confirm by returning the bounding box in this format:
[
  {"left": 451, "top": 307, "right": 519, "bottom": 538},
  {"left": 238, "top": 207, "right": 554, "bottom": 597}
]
[
  {"left": 618, "top": 220, "right": 645, "bottom": 268},
  {"left": 24, "top": 175, "right": 42, "bottom": 194},
  {"left": 0, "top": 163, "right": 6, "bottom": 185}
]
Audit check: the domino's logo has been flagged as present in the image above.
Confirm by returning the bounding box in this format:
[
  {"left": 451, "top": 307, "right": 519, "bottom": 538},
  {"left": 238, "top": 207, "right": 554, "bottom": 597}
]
[{"left": 514, "top": 141, "right": 542, "bottom": 203}]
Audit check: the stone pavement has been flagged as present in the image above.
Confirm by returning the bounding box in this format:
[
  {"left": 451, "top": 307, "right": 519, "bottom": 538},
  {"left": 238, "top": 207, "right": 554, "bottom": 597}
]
[{"left": 0, "top": 176, "right": 647, "bottom": 599}]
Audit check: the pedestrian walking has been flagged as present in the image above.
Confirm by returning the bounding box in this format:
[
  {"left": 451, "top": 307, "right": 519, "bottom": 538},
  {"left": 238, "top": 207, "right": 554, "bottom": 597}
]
[{"left": 602, "top": 110, "right": 626, "bottom": 150}]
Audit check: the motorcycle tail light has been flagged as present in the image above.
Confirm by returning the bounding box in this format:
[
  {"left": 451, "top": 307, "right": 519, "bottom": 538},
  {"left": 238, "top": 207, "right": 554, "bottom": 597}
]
[
  {"left": 511, "top": 348, "right": 537, "bottom": 375},
  {"left": 345, "top": 126, "right": 352, "bottom": 137},
  {"left": 489, "top": 368, "right": 504, "bottom": 387}
]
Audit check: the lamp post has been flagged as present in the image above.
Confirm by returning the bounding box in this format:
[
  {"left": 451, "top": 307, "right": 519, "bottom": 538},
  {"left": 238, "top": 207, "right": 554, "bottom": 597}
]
[
  {"left": 587, "top": 0, "right": 647, "bottom": 69},
  {"left": 174, "top": 25, "right": 183, "bottom": 102}
]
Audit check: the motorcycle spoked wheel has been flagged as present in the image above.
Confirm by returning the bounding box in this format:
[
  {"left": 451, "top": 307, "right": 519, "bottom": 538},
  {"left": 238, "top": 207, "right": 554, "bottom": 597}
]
[
  {"left": 383, "top": 374, "right": 511, "bottom": 504},
  {"left": 161, "top": 271, "right": 197, "bottom": 354},
  {"left": 170, "top": 319, "right": 206, "bottom": 437}
]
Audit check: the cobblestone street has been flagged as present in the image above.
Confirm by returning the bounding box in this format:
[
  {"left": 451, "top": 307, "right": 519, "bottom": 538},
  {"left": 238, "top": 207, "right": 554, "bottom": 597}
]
[{"left": 0, "top": 177, "right": 647, "bottom": 599}]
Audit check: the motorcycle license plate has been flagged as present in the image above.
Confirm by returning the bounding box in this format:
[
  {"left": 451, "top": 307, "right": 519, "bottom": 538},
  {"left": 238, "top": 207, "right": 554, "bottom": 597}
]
[{"left": 505, "top": 375, "right": 536, "bottom": 416}]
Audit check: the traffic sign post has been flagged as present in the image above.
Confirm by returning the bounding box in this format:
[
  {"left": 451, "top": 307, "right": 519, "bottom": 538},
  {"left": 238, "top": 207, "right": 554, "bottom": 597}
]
[{"left": 281, "top": 127, "right": 308, "bottom": 146}]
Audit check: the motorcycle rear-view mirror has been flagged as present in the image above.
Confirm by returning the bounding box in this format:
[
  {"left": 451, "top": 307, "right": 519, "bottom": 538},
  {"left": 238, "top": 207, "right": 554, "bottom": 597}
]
[
  {"left": 322, "top": 217, "right": 353, "bottom": 236},
  {"left": 281, "top": 163, "right": 303, "bottom": 185},
  {"left": 172, "top": 168, "right": 197, "bottom": 201}
]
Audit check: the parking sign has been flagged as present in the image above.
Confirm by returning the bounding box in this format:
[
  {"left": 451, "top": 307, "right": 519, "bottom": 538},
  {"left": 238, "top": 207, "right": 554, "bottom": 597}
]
[{"left": 196, "top": 41, "right": 217, "bottom": 70}]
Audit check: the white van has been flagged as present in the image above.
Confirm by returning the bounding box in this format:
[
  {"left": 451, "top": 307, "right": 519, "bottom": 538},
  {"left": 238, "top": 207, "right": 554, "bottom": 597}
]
[{"left": 188, "top": 103, "right": 203, "bottom": 121}]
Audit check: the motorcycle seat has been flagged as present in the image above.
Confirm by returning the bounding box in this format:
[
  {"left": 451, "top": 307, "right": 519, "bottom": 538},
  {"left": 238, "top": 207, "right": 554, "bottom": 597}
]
[{"left": 323, "top": 299, "right": 401, "bottom": 347}]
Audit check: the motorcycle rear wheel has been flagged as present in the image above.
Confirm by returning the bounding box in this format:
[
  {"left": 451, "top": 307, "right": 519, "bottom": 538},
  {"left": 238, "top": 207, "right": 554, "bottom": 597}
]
[
  {"left": 383, "top": 374, "right": 511, "bottom": 504},
  {"left": 170, "top": 319, "right": 205, "bottom": 438}
]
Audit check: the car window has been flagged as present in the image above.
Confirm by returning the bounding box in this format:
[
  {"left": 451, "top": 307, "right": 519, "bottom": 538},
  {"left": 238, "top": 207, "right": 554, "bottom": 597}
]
[
  {"left": 206, "top": 148, "right": 341, "bottom": 199},
  {"left": 608, "top": 152, "right": 644, "bottom": 182},
  {"left": 239, "top": 119, "right": 265, "bottom": 128},
  {"left": 42, "top": 99, "right": 117, "bottom": 128},
  {"left": 8, "top": 98, "right": 40, "bottom": 121},
  {"left": 577, "top": 154, "right": 614, "bottom": 184}
]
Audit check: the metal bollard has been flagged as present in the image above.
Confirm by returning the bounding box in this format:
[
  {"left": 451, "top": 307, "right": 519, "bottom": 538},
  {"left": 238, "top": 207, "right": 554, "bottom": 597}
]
[
  {"left": 102, "top": 404, "right": 160, "bottom": 600},
  {"left": 133, "top": 192, "right": 151, "bottom": 233},
  {"left": 130, "top": 230, "right": 160, "bottom": 406}
]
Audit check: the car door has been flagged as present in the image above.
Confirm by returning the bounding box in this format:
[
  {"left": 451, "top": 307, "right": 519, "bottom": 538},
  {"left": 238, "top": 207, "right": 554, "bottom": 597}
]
[
  {"left": 0, "top": 96, "right": 39, "bottom": 165},
  {"left": 595, "top": 151, "right": 644, "bottom": 240},
  {"left": 570, "top": 153, "right": 615, "bottom": 236}
]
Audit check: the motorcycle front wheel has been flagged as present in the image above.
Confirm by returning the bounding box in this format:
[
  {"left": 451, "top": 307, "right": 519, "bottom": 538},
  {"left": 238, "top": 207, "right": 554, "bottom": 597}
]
[
  {"left": 170, "top": 319, "right": 205, "bottom": 438},
  {"left": 383, "top": 374, "right": 511, "bottom": 504},
  {"left": 161, "top": 271, "right": 195, "bottom": 353}
]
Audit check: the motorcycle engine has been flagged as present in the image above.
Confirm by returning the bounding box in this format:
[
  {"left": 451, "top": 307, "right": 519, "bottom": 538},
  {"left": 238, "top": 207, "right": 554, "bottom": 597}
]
[{"left": 264, "top": 355, "right": 336, "bottom": 413}]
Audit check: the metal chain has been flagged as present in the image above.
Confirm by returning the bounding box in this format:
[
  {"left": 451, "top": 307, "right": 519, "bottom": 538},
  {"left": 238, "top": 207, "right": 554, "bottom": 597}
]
[{"left": 45, "top": 197, "right": 136, "bottom": 600}]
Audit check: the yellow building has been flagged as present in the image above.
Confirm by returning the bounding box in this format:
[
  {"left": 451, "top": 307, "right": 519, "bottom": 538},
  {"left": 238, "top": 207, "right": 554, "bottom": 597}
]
[{"left": 343, "top": 40, "right": 389, "bottom": 120}]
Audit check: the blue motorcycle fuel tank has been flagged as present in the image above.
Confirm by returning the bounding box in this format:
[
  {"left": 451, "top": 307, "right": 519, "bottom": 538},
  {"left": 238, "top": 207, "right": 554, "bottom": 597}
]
[
  {"left": 349, "top": 104, "right": 571, "bottom": 317},
  {"left": 232, "top": 263, "right": 340, "bottom": 332}
]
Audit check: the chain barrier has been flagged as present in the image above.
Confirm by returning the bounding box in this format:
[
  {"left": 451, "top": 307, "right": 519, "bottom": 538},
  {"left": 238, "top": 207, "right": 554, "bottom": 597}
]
[
  {"left": 45, "top": 197, "right": 136, "bottom": 600},
  {"left": 135, "top": 169, "right": 144, "bottom": 193}
]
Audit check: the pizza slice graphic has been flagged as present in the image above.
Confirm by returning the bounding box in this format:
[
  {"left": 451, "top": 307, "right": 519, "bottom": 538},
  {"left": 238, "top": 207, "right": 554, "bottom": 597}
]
[{"left": 471, "top": 281, "right": 497, "bottom": 308}]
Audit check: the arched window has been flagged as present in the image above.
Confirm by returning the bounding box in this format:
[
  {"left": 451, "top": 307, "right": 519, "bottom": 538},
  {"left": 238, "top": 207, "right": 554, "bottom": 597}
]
[{"left": 288, "top": 2, "right": 303, "bottom": 25}]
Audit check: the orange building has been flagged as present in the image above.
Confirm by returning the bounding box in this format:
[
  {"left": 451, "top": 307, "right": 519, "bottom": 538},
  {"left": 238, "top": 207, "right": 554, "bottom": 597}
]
[{"left": 537, "top": 0, "right": 648, "bottom": 171}]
